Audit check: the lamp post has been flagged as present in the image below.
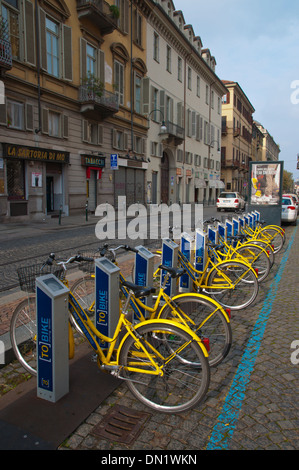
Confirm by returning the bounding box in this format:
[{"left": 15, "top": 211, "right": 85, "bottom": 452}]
[{"left": 147, "top": 108, "right": 168, "bottom": 134}]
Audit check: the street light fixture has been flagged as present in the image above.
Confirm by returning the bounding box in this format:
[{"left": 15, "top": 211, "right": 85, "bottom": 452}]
[{"left": 147, "top": 109, "right": 167, "bottom": 134}]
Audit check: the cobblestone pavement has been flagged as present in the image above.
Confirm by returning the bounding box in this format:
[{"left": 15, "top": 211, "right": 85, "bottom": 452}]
[{"left": 1, "top": 217, "right": 298, "bottom": 452}]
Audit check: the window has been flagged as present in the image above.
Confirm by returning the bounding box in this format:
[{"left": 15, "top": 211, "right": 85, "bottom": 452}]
[
  {"left": 114, "top": 60, "right": 124, "bottom": 105},
  {"left": 218, "top": 97, "right": 221, "bottom": 114},
  {"left": 134, "top": 9, "right": 142, "bottom": 46},
  {"left": 7, "top": 159, "right": 25, "bottom": 200},
  {"left": 196, "top": 76, "right": 200, "bottom": 97},
  {"left": 115, "top": 0, "right": 129, "bottom": 33},
  {"left": 46, "top": 17, "right": 59, "bottom": 77},
  {"left": 112, "top": 129, "right": 128, "bottom": 151},
  {"left": 135, "top": 74, "right": 141, "bottom": 113},
  {"left": 86, "top": 44, "right": 96, "bottom": 76},
  {"left": 1, "top": 0, "right": 20, "bottom": 59},
  {"left": 195, "top": 154, "right": 201, "bottom": 167},
  {"left": 211, "top": 90, "right": 214, "bottom": 109},
  {"left": 166, "top": 45, "right": 171, "bottom": 73},
  {"left": 188, "top": 67, "right": 192, "bottom": 90},
  {"left": 151, "top": 87, "right": 159, "bottom": 121},
  {"left": 7, "top": 99, "right": 24, "bottom": 130},
  {"left": 48, "top": 111, "right": 61, "bottom": 137},
  {"left": 178, "top": 57, "right": 182, "bottom": 82},
  {"left": 153, "top": 32, "right": 159, "bottom": 62},
  {"left": 83, "top": 120, "right": 103, "bottom": 145}
]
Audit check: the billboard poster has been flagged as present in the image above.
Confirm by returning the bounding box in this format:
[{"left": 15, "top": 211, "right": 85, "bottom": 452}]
[{"left": 250, "top": 162, "right": 281, "bottom": 205}]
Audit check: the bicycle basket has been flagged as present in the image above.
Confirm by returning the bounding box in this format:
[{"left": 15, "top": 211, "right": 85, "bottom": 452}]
[{"left": 17, "top": 263, "right": 64, "bottom": 293}]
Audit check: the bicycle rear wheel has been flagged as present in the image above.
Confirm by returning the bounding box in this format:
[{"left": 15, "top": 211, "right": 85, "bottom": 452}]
[
  {"left": 71, "top": 275, "right": 95, "bottom": 336},
  {"left": 159, "top": 294, "right": 232, "bottom": 367},
  {"left": 119, "top": 321, "right": 210, "bottom": 413},
  {"left": 10, "top": 296, "right": 37, "bottom": 376},
  {"left": 256, "top": 227, "right": 284, "bottom": 253},
  {"left": 206, "top": 261, "right": 259, "bottom": 310}
]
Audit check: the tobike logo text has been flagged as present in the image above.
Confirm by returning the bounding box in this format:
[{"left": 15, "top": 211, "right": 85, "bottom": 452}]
[{"left": 290, "top": 340, "right": 299, "bottom": 365}]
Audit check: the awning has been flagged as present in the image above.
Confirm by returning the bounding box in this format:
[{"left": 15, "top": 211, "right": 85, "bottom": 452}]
[
  {"left": 195, "top": 179, "right": 206, "bottom": 189},
  {"left": 208, "top": 180, "right": 217, "bottom": 188},
  {"left": 86, "top": 167, "right": 102, "bottom": 179},
  {"left": 216, "top": 180, "right": 225, "bottom": 188}
]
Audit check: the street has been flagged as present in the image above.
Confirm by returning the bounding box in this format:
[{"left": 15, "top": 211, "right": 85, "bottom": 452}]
[{"left": 0, "top": 205, "right": 222, "bottom": 294}]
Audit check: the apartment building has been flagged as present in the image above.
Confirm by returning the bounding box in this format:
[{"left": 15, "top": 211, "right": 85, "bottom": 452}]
[
  {"left": 0, "top": 0, "right": 150, "bottom": 221},
  {"left": 221, "top": 80, "right": 255, "bottom": 195},
  {"left": 144, "top": 0, "right": 227, "bottom": 205},
  {"left": 254, "top": 120, "right": 280, "bottom": 162}
]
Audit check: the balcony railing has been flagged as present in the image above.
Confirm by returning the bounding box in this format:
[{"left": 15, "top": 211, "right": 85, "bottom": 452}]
[
  {"left": 161, "top": 120, "right": 184, "bottom": 145},
  {"left": 76, "top": 0, "right": 118, "bottom": 35},
  {"left": 79, "top": 85, "right": 119, "bottom": 118}
]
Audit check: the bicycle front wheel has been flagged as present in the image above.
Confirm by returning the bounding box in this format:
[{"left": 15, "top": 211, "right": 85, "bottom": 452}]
[
  {"left": 159, "top": 294, "right": 232, "bottom": 367},
  {"left": 206, "top": 261, "right": 259, "bottom": 310},
  {"left": 256, "top": 227, "right": 284, "bottom": 253},
  {"left": 71, "top": 275, "right": 95, "bottom": 336},
  {"left": 10, "top": 296, "right": 37, "bottom": 376},
  {"left": 233, "top": 244, "right": 271, "bottom": 283},
  {"left": 119, "top": 321, "right": 210, "bottom": 414}
]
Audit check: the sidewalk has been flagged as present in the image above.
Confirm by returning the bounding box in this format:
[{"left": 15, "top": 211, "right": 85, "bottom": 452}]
[{"left": 0, "top": 222, "right": 298, "bottom": 451}]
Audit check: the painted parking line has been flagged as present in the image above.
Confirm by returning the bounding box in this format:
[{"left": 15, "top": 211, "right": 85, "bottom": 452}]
[{"left": 206, "top": 227, "right": 297, "bottom": 450}]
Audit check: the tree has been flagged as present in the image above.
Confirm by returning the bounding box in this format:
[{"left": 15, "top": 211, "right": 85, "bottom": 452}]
[{"left": 282, "top": 170, "right": 294, "bottom": 192}]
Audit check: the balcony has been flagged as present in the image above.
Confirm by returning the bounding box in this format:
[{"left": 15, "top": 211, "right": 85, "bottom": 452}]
[
  {"left": 76, "top": 0, "right": 118, "bottom": 35},
  {"left": 161, "top": 120, "right": 185, "bottom": 146},
  {"left": 0, "top": 19, "right": 12, "bottom": 70},
  {"left": 79, "top": 84, "right": 119, "bottom": 120},
  {"left": 221, "top": 158, "right": 240, "bottom": 169}
]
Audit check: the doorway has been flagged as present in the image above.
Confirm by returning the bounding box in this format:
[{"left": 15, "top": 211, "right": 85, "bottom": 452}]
[{"left": 46, "top": 176, "right": 54, "bottom": 212}]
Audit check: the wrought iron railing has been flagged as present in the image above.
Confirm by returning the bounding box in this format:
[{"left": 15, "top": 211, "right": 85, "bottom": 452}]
[{"left": 79, "top": 85, "right": 119, "bottom": 111}]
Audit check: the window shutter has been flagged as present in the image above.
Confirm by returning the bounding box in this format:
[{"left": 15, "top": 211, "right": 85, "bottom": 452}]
[
  {"left": 39, "top": 8, "right": 47, "bottom": 71},
  {"left": 63, "top": 25, "right": 72, "bottom": 81},
  {"left": 82, "top": 120, "right": 88, "bottom": 142},
  {"left": 142, "top": 138, "right": 146, "bottom": 155},
  {"left": 159, "top": 90, "right": 165, "bottom": 122},
  {"left": 123, "top": 0, "right": 129, "bottom": 33},
  {"left": 192, "top": 111, "right": 196, "bottom": 137},
  {"left": 26, "top": 103, "right": 34, "bottom": 131},
  {"left": 98, "top": 125, "right": 103, "bottom": 145},
  {"left": 112, "top": 129, "right": 117, "bottom": 148},
  {"left": 62, "top": 114, "right": 69, "bottom": 138},
  {"left": 80, "top": 38, "right": 87, "bottom": 81},
  {"left": 41, "top": 108, "right": 49, "bottom": 134},
  {"left": 177, "top": 102, "right": 183, "bottom": 128},
  {"left": 97, "top": 49, "right": 105, "bottom": 84},
  {"left": 124, "top": 132, "right": 128, "bottom": 151},
  {"left": 24, "top": 0, "right": 35, "bottom": 65}
]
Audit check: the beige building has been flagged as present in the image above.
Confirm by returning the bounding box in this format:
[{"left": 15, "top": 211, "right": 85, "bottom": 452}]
[
  {"left": 144, "top": 0, "right": 227, "bottom": 205},
  {"left": 0, "top": 0, "right": 150, "bottom": 221},
  {"left": 254, "top": 121, "right": 280, "bottom": 162},
  {"left": 251, "top": 121, "right": 264, "bottom": 162},
  {"left": 220, "top": 81, "right": 255, "bottom": 196}
]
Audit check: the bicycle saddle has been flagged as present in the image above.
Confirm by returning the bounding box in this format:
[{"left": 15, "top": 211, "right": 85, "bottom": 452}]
[
  {"left": 121, "top": 280, "right": 156, "bottom": 298},
  {"left": 159, "top": 265, "right": 185, "bottom": 278}
]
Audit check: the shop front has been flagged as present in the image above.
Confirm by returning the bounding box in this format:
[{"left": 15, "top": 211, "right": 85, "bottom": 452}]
[
  {"left": 0, "top": 143, "right": 69, "bottom": 220},
  {"left": 81, "top": 154, "right": 106, "bottom": 212}
]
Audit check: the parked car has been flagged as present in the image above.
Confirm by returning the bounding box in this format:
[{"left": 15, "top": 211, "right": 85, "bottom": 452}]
[
  {"left": 216, "top": 192, "right": 246, "bottom": 211},
  {"left": 281, "top": 195, "right": 298, "bottom": 225},
  {"left": 283, "top": 193, "right": 299, "bottom": 208}
]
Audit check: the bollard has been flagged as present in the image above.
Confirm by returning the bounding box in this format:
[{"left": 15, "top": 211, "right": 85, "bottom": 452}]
[
  {"left": 59, "top": 204, "right": 62, "bottom": 225},
  {"left": 86, "top": 200, "right": 88, "bottom": 221}
]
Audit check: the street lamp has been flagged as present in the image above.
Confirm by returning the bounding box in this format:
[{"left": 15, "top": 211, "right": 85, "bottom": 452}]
[{"left": 147, "top": 109, "right": 167, "bottom": 134}]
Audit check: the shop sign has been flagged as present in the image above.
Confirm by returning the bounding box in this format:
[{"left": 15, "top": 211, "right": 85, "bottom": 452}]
[
  {"left": 81, "top": 155, "right": 106, "bottom": 167},
  {"left": 3, "top": 144, "right": 69, "bottom": 164}
]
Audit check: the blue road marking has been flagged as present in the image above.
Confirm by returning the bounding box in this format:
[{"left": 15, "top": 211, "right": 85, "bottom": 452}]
[{"left": 206, "top": 227, "right": 297, "bottom": 450}]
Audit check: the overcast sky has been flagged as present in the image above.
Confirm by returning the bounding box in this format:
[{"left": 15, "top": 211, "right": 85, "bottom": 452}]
[{"left": 173, "top": 0, "right": 299, "bottom": 180}]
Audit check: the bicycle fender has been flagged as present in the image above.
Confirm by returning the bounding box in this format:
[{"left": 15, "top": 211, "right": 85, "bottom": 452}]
[
  {"left": 157, "top": 293, "right": 230, "bottom": 323},
  {"left": 116, "top": 319, "right": 209, "bottom": 362}
]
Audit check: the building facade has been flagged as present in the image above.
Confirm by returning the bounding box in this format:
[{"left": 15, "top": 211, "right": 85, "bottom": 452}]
[
  {"left": 144, "top": 0, "right": 227, "bottom": 206},
  {"left": 0, "top": 0, "right": 151, "bottom": 221},
  {"left": 254, "top": 120, "right": 280, "bottom": 162},
  {"left": 220, "top": 81, "right": 255, "bottom": 196}
]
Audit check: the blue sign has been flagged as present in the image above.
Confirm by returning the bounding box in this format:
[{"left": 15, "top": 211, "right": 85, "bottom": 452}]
[
  {"left": 37, "top": 287, "right": 53, "bottom": 392},
  {"left": 110, "top": 154, "right": 118, "bottom": 169},
  {"left": 95, "top": 265, "right": 109, "bottom": 348}
]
